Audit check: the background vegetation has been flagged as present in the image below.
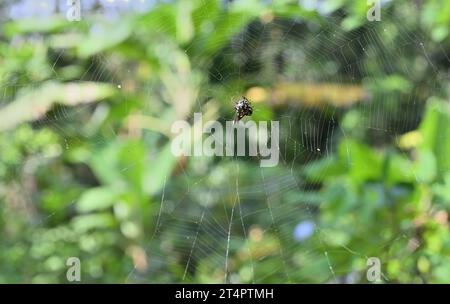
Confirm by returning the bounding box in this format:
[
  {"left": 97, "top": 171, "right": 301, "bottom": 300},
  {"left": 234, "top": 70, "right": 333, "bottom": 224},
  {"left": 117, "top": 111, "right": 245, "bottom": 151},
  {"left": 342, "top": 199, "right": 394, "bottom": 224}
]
[{"left": 1, "top": 0, "right": 450, "bottom": 283}]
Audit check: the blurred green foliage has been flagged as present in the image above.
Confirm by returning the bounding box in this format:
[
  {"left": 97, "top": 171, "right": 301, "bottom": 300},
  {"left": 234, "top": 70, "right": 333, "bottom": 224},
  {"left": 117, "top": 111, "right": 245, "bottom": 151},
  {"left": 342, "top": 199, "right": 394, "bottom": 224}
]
[{"left": 0, "top": 0, "right": 450, "bottom": 283}]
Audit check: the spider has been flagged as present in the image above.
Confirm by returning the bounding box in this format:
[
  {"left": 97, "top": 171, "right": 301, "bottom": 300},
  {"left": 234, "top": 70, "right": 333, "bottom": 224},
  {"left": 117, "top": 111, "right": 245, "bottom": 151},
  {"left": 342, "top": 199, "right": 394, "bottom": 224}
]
[{"left": 233, "top": 96, "right": 253, "bottom": 123}]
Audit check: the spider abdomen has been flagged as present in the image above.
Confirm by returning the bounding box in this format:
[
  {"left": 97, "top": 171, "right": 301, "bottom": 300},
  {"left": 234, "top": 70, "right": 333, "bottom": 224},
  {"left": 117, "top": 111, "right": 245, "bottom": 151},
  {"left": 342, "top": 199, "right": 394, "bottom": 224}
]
[{"left": 234, "top": 96, "right": 253, "bottom": 123}]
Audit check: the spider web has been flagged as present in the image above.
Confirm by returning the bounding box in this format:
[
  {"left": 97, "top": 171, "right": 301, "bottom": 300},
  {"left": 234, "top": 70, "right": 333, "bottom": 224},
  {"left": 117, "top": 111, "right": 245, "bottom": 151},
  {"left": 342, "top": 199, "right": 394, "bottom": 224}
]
[
  {"left": 1, "top": 0, "right": 448, "bottom": 283},
  {"left": 124, "top": 4, "right": 441, "bottom": 284}
]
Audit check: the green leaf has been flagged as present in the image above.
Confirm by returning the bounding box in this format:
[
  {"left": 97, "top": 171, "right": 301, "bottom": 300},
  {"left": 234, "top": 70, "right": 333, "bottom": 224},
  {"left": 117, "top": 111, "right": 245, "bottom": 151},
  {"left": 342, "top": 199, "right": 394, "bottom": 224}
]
[
  {"left": 72, "top": 213, "right": 116, "bottom": 232},
  {"left": 76, "top": 187, "right": 121, "bottom": 213},
  {"left": 4, "top": 17, "right": 71, "bottom": 36},
  {"left": 89, "top": 141, "right": 123, "bottom": 186},
  {"left": 0, "top": 81, "right": 115, "bottom": 132},
  {"left": 339, "top": 139, "right": 382, "bottom": 183},
  {"left": 419, "top": 98, "right": 450, "bottom": 179},
  {"left": 303, "top": 155, "right": 345, "bottom": 182},
  {"left": 143, "top": 143, "right": 177, "bottom": 196},
  {"left": 432, "top": 173, "right": 450, "bottom": 203},
  {"left": 386, "top": 153, "right": 415, "bottom": 184},
  {"left": 77, "top": 19, "right": 133, "bottom": 58},
  {"left": 414, "top": 149, "right": 437, "bottom": 183},
  {"left": 176, "top": 0, "right": 195, "bottom": 44}
]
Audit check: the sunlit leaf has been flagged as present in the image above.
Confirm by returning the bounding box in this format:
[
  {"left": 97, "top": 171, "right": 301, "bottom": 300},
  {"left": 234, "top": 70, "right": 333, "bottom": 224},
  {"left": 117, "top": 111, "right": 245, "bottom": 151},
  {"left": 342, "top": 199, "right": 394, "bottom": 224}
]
[{"left": 0, "top": 81, "right": 115, "bottom": 132}]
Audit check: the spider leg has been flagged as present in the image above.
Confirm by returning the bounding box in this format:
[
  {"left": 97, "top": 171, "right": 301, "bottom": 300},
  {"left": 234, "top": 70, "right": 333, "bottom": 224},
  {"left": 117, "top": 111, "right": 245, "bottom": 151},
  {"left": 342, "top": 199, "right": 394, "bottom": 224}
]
[{"left": 233, "top": 113, "right": 239, "bottom": 124}]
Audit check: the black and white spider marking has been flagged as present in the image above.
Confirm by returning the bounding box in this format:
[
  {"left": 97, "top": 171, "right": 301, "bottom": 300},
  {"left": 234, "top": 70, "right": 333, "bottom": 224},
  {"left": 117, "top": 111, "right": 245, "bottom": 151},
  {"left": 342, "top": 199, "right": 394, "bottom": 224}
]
[{"left": 233, "top": 96, "right": 253, "bottom": 123}]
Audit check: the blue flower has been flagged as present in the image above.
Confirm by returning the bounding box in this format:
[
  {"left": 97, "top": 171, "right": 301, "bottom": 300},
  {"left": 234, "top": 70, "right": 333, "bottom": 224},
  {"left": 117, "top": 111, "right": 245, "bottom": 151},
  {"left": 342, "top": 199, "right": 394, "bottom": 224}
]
[{"left": 294, "top": 220, "right": 315, "bottom": 242}]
